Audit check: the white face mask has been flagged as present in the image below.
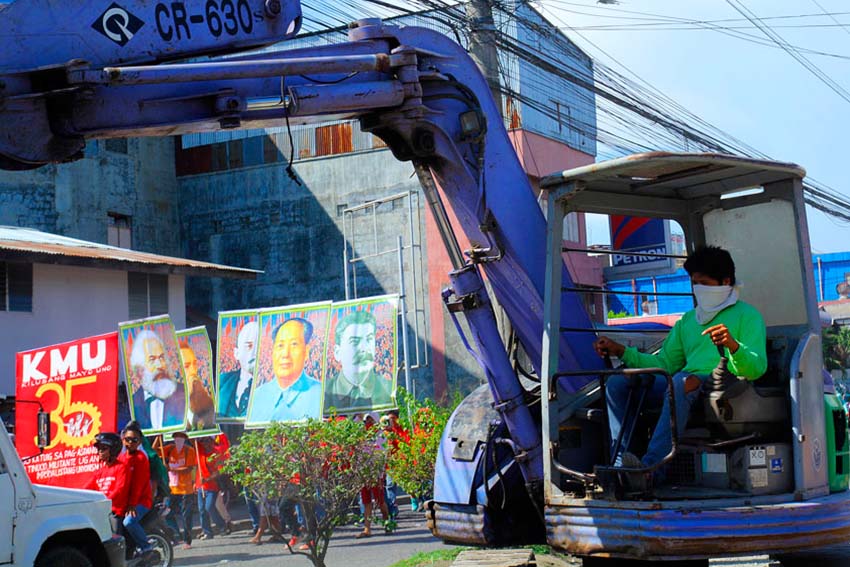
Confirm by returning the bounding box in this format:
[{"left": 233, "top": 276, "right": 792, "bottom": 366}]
[
  {"left": 693, "top": 284, "right": 737, "bottom": 324},
  {"left": 693, "top": 284, "right": 732, "bottom": 310},
  {"left": 174, "top": 438, "right": 186, "bottom": 451}
]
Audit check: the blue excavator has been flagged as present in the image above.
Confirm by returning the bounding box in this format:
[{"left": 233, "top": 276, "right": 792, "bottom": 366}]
[{"left": 2, "top": 1, "right": 849, "bottom": 563}]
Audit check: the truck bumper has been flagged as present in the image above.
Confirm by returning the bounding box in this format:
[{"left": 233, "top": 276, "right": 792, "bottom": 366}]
[
  {"left": 546, "top": 490, "right": 850, "bottom": 559},
  {"left": 104, "top": 534, "right": 126, "bottom": 567}
]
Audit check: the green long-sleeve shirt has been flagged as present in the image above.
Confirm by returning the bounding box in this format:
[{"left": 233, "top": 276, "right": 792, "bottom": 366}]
[{"left": 620, "top": 300, "right": 767, "bottom": 380}]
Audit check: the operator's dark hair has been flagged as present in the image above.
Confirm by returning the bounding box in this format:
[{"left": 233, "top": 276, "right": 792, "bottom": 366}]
[
  {"left": 272, "top": 317, "right": 313, "bottom": 345},
  {"left": 683, "top": 246, "right": 736, "bottom": 286},
  {"left": 334, "top": 310, "right": 377, "bottom": 345}
]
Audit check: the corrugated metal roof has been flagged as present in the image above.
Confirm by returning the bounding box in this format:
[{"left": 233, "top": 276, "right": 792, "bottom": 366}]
[{"left": 0, "top": 226, "right": 261, "bottom": 280}]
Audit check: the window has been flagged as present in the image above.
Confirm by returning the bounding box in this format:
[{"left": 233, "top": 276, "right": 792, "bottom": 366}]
[
  {"left": 551, "top": 100, "right": 570, "bottom": 134},
  {"left": 263, "top": 134, "right": 281, "bottom": 164},
  {"left": 211, "top": 142, "right": 228, "bottom": 171},
  {"left": 107, "top": 213, "right": 132, "bottom": 248},
  {"left": 563, "top": 213, "right": 580, "bottom": 242},
  {"left": 0, "top": 262, "right": 33, "bottom": 312},
  {"left": 228, "top": 140, "right": 243, "bottom": 169},
  {"left": 128, "top": 272, "right": 169, "bottom": 319},
  {"left": 103, "top": 139, "right": 128, "bottom": 154}
]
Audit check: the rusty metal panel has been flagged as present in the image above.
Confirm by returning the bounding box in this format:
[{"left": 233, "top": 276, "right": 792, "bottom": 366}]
[
  {"left": 545, "top": 490, "right": 850, "bottom": 560},
  {"left": 227, "top": 139, "right": 243, "bottom": 169},
  {"left": 427, "top": 502, "right": 494, "bottom": 546},
  {"left": 175, "top": 144, "right": 212, "bottom": 177},
  {"left": 315, "top": 123, "right": 353, "bottom": 157},
  {"left": 263, "top": 134, "right": 280, "bottom": 164},
  {"left": 295, "top": 126, "right": 314, "bottom": 159}
]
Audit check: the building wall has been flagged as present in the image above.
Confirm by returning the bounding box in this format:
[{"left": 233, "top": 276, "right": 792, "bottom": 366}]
[
  {"left": 814, "top": 252, "right": 850, "bottom": 302},
  {"left": 177, "top": 149, "right": 458, "bottom": 398},
  {"left": 0, "top": 263, "right": 185, "bottom": 395},
  {"left": 0, "top": 139, "right": 181, "bottom": 256},
  {"left": 179, "top": 149, "right": 419, "bottom": 305},
  {"left": 514, "top": 4, "right": 597, "bottom": 156}
]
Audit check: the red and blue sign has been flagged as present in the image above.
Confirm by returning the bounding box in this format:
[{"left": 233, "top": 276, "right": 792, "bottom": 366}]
[{"left": 610, "top": 215, "right": 668, "bottom": 268}]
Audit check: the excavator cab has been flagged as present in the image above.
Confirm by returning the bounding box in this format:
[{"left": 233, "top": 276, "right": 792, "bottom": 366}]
[{"left": 536, "top": 152, "right": 850, "bottom": 560}]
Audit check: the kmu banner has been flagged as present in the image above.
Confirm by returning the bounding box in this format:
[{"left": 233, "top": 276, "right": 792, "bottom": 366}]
[{"left": 15, "top": 332, "right": 119, "bottom": 488}]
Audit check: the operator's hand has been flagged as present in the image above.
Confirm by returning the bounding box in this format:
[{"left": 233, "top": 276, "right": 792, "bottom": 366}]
[
  {"left": 701, "top": 323, "right": 739, "bottom": 354},
  {"left": 594, "top": 336, "right": 625, "bottom": 358},
  {"left": 127, "top": 507, "right": 137, "bottom": 518}
]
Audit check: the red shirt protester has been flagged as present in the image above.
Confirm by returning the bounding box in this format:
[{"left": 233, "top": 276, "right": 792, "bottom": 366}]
[
  {"left": 119, "top": 447, "right": 153, "bottom": 509},
  {"left": 196, "top": 434, "right": 230, "bottom": 492},
  {"left": 86, "top": 460, "right": 131, "bottom": 516}
]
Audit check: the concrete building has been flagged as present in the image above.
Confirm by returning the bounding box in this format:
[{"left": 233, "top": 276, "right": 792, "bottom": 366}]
[
  {"left": 0, "top": 226, "right": 257, "bottom": 395},
  {"left": 0, "top": 5, "right": 600, "bottom": 401}
]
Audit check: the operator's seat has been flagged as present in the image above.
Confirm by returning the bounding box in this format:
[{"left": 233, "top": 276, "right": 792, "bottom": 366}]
[{"left": 681, "top": 335, "right": 792, "bottom": 443}]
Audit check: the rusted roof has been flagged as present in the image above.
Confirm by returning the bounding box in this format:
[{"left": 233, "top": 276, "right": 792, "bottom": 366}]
[
  {"left": 540, "top": 151, "right": 805, "bottom": 198},
  {"left": 0, "top": 226, "right": 260, "bottom": 280}
]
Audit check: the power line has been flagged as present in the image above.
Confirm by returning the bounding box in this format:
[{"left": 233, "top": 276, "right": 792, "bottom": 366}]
[
  {"left": 724, "top": 0, "right": 850, "bottom": 105},
  {"left": 811, "top": 0, "right": 850, "bottom": 37},
  {"left": 287, "top": 0, "right": 850, "bottom": 221}
]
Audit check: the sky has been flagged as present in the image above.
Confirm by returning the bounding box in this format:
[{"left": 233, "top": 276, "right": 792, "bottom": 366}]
[{"left": 531, "top": 0, "right": 850, "bottom": 254}]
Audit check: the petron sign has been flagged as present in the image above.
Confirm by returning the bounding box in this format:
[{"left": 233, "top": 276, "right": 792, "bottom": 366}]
[{"left": 604, "top": 216, "right": 675, "bottom": 279}]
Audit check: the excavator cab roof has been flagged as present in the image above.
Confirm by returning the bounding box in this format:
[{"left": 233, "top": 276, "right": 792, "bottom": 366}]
[{"left": 539, "top": 151, "right": 805, "bottom": 219}]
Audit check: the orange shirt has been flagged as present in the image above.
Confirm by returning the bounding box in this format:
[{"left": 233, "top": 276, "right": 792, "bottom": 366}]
[{"left": 163, "top": 443, "right": 197, "bottom": 495}]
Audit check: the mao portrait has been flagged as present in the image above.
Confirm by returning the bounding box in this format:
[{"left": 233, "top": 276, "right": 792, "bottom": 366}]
[{"left": 246, "top": 304, "right": 329, "bottom": 426}]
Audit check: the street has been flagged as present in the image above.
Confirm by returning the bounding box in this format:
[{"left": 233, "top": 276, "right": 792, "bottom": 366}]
[
  {"left": 168, "top": 504, "right": 850, "bottom": 567},
  {"left": 172, "top": 509, "right": 448, "bottom": 567}
]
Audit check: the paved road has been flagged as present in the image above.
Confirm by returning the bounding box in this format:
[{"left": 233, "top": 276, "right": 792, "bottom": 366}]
[
  {"left": 170, "top": 505, "right": 850, "bottom": 567},
  {"left": 172, "top": 509, "right": 447, "bottom": 567}
]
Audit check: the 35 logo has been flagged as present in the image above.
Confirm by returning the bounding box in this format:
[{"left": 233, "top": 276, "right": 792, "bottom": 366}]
[
  {"left": 92, "top": 3, "right": 145, "bottom": 47},
  {"left": 35, "top": 376, "right": 103, "bottom": 449}
]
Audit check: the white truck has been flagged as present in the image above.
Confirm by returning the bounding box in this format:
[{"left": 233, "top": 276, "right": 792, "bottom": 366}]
[{"left": 0, "top": 417, "right": 124, "bottom": 567}]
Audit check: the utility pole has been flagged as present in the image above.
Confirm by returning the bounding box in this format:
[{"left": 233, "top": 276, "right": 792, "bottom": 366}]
[
  {"left": 466, "top": 0, "right": 514, "bottom": 349},
  {"left": 466, "top": 0, "right": 503, "bottom": 117}
]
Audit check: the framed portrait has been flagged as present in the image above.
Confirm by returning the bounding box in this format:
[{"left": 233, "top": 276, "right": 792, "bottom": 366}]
[
  {"left": 176, "top": 326, "right": 219, "bottom": 437},
  {"left": 245, "top": 301, "right": 331, "bottom": 428},
  {"left": 119, "top": 315, "right": 187, "bottom": 436},
  {"left": 323, "top": 295, "right": 398, "bottom": 415},
  {"left": 215, "top": 309, "right": 258, "bottom": 423}
]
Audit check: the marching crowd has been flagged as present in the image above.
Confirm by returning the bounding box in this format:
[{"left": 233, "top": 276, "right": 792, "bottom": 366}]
[{"left": 84, "top": 409, "right": 412, "bottom": 558}]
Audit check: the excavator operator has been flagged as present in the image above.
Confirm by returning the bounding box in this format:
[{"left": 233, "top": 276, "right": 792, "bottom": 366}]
[{"left": 594, "top": 246, "right": 768, "bottom": 486}]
